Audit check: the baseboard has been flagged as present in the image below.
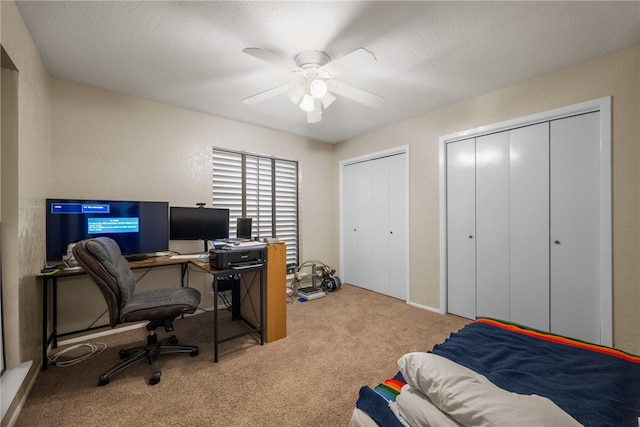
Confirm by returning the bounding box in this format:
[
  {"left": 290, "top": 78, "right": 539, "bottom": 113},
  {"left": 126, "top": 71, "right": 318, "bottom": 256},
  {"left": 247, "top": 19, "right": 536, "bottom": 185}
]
[
  {"left": 57, "top": 322, "right": 147, "bottom": 347},
  {"left": 407, "top": 300, "right": 442, "bottom": 314}
]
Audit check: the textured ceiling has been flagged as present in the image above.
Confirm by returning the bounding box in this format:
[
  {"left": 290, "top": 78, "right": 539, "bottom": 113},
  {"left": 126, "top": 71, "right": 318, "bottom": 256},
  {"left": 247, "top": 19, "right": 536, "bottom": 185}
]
[{"left": 15, "top": 1, "right": 640, "bottom": 143}]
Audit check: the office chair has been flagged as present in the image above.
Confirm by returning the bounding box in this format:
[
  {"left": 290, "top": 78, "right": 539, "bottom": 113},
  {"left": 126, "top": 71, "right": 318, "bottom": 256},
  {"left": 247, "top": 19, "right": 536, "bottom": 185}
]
[{"left": 72, "top": 237, "right": 201, "bottom": 386}]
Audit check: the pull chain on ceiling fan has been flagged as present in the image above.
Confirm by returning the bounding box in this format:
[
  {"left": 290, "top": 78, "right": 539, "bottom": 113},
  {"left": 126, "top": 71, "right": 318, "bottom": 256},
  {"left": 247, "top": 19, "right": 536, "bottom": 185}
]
[{"left": 242, "top": 47, "right": 384, "bottom": 124}]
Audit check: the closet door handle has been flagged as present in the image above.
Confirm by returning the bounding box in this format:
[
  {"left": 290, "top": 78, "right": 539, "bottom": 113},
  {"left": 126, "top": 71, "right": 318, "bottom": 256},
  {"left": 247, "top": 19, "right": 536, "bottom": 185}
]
[
  {"left": 468, "top": 235, "right": 473, "bottom": 239},
  {"left": 554, "top": 240, "right": 561, "bottom": 245}
]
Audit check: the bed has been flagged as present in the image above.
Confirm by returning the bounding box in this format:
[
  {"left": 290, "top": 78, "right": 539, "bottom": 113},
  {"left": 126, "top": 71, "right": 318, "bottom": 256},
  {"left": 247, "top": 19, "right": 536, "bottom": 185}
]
[{"left": 350, "top": 318, "right": 640, "bottom": 427}]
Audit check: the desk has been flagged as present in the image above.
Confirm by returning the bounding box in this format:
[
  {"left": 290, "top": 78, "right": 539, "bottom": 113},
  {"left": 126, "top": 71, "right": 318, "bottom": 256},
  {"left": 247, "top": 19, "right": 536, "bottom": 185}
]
[
  {"left": 39, "top": 253, "right": 267, "bottom": 369},
  {"left": 189, "top": 257, "right": 265, "bottom": 362}
]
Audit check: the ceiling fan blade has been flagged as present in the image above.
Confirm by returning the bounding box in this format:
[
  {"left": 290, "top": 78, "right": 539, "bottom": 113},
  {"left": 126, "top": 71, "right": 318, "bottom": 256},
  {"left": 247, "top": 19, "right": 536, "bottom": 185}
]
[
  {"left": 320, "top": 48, "right": 377, "bottom": 78},
  {"left": 243, "top": 47, "right": 298, "bottom": 73},
  {"left": 242, "top": 83, "right": 291, "bottom": 105},
  {"left": 327, "top": 80, "right": 384, "bottom": 109}
]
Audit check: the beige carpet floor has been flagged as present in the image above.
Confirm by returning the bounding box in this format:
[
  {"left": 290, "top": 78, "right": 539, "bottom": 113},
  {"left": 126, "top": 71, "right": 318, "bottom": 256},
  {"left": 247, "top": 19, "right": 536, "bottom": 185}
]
[{"left": 15, "top": 284, "right": 469, "bottom": 426}]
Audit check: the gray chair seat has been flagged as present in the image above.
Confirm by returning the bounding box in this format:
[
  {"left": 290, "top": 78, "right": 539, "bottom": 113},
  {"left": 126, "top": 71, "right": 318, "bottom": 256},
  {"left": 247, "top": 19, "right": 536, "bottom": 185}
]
[{"left": 121, "top": 287, "right": 201, "bottom": 323}]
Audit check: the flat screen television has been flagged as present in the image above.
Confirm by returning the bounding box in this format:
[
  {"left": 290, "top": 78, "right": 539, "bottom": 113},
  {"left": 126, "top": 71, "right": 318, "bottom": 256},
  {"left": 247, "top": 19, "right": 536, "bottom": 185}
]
[
  {"left": 170, "top": 206, "right": 229, "bottom": 251},
  {"left": 46, "top": 199, "right": 169, "bottom": 262}
]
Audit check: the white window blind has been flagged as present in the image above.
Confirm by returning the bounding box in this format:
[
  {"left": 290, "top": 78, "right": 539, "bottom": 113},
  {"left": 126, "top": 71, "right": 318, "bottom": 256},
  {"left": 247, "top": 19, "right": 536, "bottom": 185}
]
[
  {"left": 275, "top": 159, "right": 298, "bottom": 265},
  {"left": 246, "top": 155, "right": 273, "bottom": 239},
  {"left": 212, "top": 149, "right": 299, "bottom": 267}
]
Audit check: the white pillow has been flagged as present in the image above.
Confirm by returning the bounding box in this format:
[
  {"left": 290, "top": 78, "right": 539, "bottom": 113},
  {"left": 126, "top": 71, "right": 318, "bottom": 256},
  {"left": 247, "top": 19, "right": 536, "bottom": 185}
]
[
  {"left": 395, "top": 384, "right": 463, "bottom": 427},
  {"left": 397, "top": 352, "right": 582, "bottom": 427}
]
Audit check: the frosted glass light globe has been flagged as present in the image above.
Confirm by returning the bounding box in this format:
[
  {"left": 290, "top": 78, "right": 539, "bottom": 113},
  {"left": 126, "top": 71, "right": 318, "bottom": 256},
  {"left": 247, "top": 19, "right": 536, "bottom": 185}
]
[{"left": 309, "top": 79, "right": 328, "bottom": 99}]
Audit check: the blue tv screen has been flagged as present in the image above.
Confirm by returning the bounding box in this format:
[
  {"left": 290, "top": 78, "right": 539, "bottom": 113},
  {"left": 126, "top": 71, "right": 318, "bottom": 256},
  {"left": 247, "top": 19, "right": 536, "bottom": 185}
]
[{"left": 46, "top": 198, "right": 169, "bottom": 262}]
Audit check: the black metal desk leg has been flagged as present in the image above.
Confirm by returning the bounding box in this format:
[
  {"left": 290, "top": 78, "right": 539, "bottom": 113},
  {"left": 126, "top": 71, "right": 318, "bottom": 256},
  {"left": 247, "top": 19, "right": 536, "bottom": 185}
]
[
  {"left": 42, "top": 277, "right": 48, "bottom": 371},
  {"left": 52, "top": 279, "right": 58, "bottom": 349},
  {"left": 41, "top": 277, "right": 59, "bottom": 371},
  {"left": 213, "top": 275, "right": 219, "bottom": 362},
  {"left": 260, "top": 269, "right": 264, "bottom": 345}
]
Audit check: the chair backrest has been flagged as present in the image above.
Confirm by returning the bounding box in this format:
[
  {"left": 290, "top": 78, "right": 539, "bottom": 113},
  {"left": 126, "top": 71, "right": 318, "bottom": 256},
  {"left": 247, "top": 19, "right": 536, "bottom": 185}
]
[{"left": 72, "top": 237, "right": 137, "bottom": 327}]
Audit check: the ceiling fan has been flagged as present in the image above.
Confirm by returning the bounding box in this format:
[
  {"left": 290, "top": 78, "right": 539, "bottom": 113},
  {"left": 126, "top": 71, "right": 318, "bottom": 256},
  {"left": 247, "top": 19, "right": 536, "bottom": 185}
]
[{"left": 242, "top": 47, "right": 385, "bottom": 123}]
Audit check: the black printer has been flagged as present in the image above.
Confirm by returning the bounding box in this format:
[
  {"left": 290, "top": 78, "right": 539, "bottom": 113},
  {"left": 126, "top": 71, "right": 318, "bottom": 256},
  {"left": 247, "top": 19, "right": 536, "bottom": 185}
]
[{"left": 208, "top": 246, "right": 265, "bottom": 270}]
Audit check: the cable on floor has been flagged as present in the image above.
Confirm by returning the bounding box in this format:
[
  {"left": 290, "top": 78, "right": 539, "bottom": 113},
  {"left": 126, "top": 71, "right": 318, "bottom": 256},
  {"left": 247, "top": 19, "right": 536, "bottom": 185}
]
[{"left": 47, "top": 342, "right": 107, "bottom": 367}]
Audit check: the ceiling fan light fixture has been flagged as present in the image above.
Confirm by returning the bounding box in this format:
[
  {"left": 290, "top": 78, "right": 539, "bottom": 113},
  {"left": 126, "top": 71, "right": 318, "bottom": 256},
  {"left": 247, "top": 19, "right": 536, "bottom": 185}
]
[
  {"left": 321, "top": 92, "right": 336, "bottom": 109},
  {"left": 242, "top": 47, "right": 384, "bottom": 125},
  {"left": 299, "top": 94, "right": 315, "bottom": 112},
  {"left": 309, "top": 79, "right": 328, "bottom": 98},
  {"left": 307, "top": 107, "right": 322, "bottom": 124}
]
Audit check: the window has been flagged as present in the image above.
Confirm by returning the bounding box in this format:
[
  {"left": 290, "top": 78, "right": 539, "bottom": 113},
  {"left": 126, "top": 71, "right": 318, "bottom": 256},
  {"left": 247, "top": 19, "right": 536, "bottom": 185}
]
[{"left": 212, "top": 149, "right": 299, "bottom": 268}]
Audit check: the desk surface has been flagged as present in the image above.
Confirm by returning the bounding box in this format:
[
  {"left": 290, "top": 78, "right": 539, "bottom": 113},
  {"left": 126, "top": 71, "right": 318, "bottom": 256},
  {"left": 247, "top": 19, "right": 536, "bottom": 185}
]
[
  {"left": 41, "top": 255, "right": 264, "bottom": 279},
  {"left": 43, "top": 256, "right": 203, "bottom": 278}
]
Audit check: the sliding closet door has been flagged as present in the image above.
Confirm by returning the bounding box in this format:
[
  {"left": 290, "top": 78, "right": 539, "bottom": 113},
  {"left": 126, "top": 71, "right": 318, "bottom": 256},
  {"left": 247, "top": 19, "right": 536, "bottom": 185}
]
[
  {"left": 550, "top": 112, "right": 601, "bottom": 343},
  {"left": 475, "top": 132, "right": 510, "bottom": 320},
  {"left": 446, "top": 138, "right": 476, "bottom": 319},
  {"left": 509, "top": 123, "right": 550, "bottom": 330}
]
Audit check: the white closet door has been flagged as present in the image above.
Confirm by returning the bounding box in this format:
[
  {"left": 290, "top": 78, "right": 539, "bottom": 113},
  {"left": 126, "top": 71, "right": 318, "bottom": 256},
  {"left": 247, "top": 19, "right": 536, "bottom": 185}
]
[
  {"left": 446, "top": 138, "right": 476, "bottom": 319},
  {"left": 550, "top": 112, "right": 601, "bottom": 343},
  {"left": 388, "top": 153, "right": 407, "bottom": 300},
  {"left": 343, "top": 153, "right": 407, "bottom": 298},
  {"left": 355, "top": 160, "right": 377, "bottom": 290},
  {"left": 509, "top": 123, "right": 550, "bottom": 330},
  {"left": 369, "top": 157, "right": 391, "bottom": 295},
  {"left": 343, "top": 162, "right": 361, "bottom": 285},
  {"left": 475, "top": 132, "right": 510, "bottom": 320}
]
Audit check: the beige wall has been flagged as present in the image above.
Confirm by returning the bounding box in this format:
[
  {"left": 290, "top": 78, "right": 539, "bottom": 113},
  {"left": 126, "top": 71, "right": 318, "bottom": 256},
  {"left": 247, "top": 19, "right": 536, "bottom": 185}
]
[
  {"left": 1, "top": 0, "right": 53, "bottom": 423},
  {"left": 2, "top": 0, "right": 53, "bottom": 371},
  {"left": 49, "top": 79, "right": 337, "bottom": 332},
  {"left": 334, "top": 45, "right": 640, "bottom": 354}
]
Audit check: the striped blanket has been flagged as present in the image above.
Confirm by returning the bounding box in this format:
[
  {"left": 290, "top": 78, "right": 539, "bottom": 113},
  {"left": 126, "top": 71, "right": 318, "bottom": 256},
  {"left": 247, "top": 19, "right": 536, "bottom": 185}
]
[{"left": 355, "top": 318, "right": 640, "bottom": 427}]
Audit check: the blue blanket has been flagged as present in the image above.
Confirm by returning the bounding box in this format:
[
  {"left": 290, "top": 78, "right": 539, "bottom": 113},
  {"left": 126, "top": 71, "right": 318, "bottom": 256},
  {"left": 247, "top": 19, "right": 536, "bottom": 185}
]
[
  {"left": 355, "top": 319, "right": 640, "bottom": 427},
  {"left": 355, "top": 372, "right": 405, "bottom": 427},
  {"left": 431, "top": 320, "right": 640, "bottom": 427}
]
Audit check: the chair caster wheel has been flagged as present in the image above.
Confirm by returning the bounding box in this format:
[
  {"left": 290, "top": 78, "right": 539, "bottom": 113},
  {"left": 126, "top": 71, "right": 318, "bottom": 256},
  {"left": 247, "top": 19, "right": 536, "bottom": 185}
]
[
  {"left": 169, "top": 337, "right": 179, "bottom": 345},
  {"left": 98, "top": 376, "right": 110, "bottom": 386},
  {"left": 149, "top": 374, "right": 161, "bottom": 385},
  {"left": 191, "top": 350, "right": 199, "bottom": 357}
]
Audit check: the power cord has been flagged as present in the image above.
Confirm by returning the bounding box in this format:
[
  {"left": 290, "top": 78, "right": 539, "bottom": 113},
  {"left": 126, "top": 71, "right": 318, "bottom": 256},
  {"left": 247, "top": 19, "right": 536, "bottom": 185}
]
[{"left": 47, "top": 342, "right": 107, "bottom": 367}]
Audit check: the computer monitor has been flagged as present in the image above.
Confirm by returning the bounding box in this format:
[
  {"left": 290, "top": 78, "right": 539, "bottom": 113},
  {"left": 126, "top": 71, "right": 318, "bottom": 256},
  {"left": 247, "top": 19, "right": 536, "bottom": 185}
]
[
  {"left": 46, "top": 199, "right": 169, "bottom": 263},
  {"left": 237, "top": 217, "right": 252, "bottom": 240},
  {"left": 170, "top": 206, "right": 229, "bottom": 251}
]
